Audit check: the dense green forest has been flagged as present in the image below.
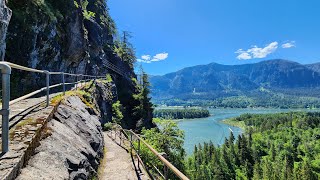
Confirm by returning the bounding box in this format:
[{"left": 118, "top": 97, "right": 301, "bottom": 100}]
[
  {"left": 185, "top": 112, "right": 320, "bottom": 179},
  {"left": 153, "top": 108, "right": 210, "bottom": 119},
  {"left": 154, "top": 94, "right": 320, "bottom": 109}
]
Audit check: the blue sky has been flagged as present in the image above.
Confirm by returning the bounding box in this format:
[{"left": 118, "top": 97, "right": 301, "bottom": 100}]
[{"left": 109, "top": 0, "right": 320, "bottom": 75}]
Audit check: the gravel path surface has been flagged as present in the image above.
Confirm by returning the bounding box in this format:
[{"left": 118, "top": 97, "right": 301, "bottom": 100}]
[{"left": 100, "top": 131, "right": 149, "bottom": 180}]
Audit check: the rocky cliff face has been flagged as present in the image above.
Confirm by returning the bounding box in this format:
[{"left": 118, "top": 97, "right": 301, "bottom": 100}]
[
  {"left": 4, "top": 0, "right": 154, "bottom": 131},
  {"left": 0, "top": 0, "right": 11, "bottom": 60},
  {"left": 92, "top": 80, "right": 117, "bottom": 125},
  {"left": 6, "top": 0, "right": 133, "bottom": 96},
  {"left": 16, "top": 96, "right": 104, "bottom": 179}
]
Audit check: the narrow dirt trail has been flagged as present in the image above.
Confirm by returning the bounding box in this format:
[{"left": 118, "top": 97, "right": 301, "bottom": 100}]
[{"left": 99, "top": 131, "right": 149, "bottom": 180}]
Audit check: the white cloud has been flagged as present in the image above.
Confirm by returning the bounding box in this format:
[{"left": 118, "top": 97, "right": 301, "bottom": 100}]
[
  {"left": 137, "top": 59, "right": 151, "bottom": 63},
  {"left": 235, "top": 42, "right": 278, "bottom": 60},
  {"left": 137, "top": 52, "right": 169, "bottom": 63},
  {"left": 281, "top": 41, "right": 295, "bottom": 48},
  {"left": 141, "top": 55, "right": 151, "bottom": 60},
  {"left": 236, "top": 50, "right": 252, "bottom": 60},
  {"left": 249, "top": 42, "right": 278, "bottom": 58}
]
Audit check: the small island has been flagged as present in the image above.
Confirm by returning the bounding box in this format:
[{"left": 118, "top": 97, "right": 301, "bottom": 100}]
[{"left": 153, "top": 108, "right": 210, "bottom": 119}]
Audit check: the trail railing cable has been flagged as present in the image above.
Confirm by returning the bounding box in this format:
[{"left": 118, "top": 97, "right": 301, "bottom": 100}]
[
  {"left": 109, "top": 124, "right": 189, "bottom": 180},
  {"left": 0, "top": 61, "right": 106, "bottom": 153}
]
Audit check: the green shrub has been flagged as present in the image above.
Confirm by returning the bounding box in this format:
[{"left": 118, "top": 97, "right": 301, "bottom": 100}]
[
  {"left": 112, "top": 101, "right": 124, "bottom": 124},
  {"left": 103, "top": 122, "right": 113, "bottom": 131},
  {"left": 106, "top": 74, "right": 113, "bottom": 83}
]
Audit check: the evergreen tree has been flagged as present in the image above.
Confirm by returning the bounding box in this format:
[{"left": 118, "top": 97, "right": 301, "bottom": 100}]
[
  {"left": 185, "top": 112, "right": 320, "bottom": 180},
  {"left": 114, "top": 31, "right": 136, "bottom": 68},
  {"left": 229, "top": 132, "right": 235, "bottom": 144},
  {"left": 282, "top": 156, "right": 293, "bottom": 180},
  {"left": 132, "top": 67, "right": 154, "bottom": 130},
  {"left": 252, "top": 162, "right": 262, "bottom": 180},
  {"left": 300, "top": 158, "right": 317, "bottom": 180}
]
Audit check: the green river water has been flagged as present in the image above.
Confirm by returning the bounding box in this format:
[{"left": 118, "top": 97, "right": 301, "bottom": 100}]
[{"left": 177, "top": 108, "right": 317, "bottom": 155}]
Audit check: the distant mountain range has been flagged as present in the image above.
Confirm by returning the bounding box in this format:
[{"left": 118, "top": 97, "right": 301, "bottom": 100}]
[{"left": 150, "top": 59, "right": 320, "bottom": 107}]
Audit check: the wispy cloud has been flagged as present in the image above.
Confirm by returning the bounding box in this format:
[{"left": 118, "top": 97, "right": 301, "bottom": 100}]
[
  {"left": 235, "top": 50, "right": 252, "bottom": 60},
  {"left": 281, "top": 41, "right": 295, "bottom": 48},
  {"left": 137, "top": 52, "right": 169, "bottom": 63},
  {"left": 235, "top": 42, "right": 278, "bottom": 60},
  {"left": 141, "top": 55, "right": 151, "bottom": 61}
]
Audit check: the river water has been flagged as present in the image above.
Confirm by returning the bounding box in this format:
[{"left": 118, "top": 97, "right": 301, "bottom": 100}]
[{"left": 177, "top": 108, "right": 317, "bottom": 155}]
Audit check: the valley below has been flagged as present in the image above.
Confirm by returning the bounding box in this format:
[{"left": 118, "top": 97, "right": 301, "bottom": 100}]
[{"left": 177, "top": 107, "right": 318, "bottom": 155}]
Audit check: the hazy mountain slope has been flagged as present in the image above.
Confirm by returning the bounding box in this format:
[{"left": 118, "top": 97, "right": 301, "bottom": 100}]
[
  {"left": 306, "top": 62, "right": 320, "bottom": 73},
  {"left": 150, "top": 59, "right": 320, "bottom": 101}
]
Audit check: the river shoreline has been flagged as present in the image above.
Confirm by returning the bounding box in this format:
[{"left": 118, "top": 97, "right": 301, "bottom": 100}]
[
  {"left": 176, "top": 108, "right": 319, "bottom": 155},
  {"left": 220, "top": 118, "right": 246, "bottom": 130}
]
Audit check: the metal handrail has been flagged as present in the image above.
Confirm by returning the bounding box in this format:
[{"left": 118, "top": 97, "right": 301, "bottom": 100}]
[
  {"left": 5, "top": 62, "right": 45, "bottom": 73},
  {"left": 0, "top": 61, "right": 109, "bottom": 154},
  {"left": 129, "top": 130, "right": 189, "bottom": 180},
  {"left": 110, "top": 124, "right": 189, "bottom": 180},
  {"left": 104, "top": 61, "right": 126, "bottom": 76}
]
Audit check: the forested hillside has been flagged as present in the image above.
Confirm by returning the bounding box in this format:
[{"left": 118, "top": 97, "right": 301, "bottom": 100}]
[
  {"left": 150, "top": 60, "right": 320, "bottom": 108},
  {"left": 186, "top": 112, "right": 320, "bottom": 179},
  {"left": 153, "top": 108, "right": 210, "bottom": 119}
]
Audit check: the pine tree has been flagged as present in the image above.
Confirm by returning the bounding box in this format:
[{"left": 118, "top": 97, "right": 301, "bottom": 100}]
[
  {"left": 229, "top": 131, "right": 235, "bottom": 144},
  {"left": 252, "top": 162, "right": 262, "bottom": 180},
  {"left": 300, "top": 158, "right": 317, "bottom": 180},
  {"left": 132, "top": 67, "right": 154, "bottom": 129},
  {"left": 262, "top": 158, "right": 273, "bottom": 180},
  {"left": 282, "top": 157, "right": 291, "bottom": 180}
]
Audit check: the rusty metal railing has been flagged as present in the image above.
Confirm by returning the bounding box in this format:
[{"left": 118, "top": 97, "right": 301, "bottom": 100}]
[{"left": 109, "top": 124, "right": 189, "bottom": 180}]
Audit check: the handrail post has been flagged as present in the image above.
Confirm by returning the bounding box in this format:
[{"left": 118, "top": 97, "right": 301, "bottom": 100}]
[
  {"left": 0, "top": 62, "right": 11, "bottom": 154},
  {"left": 138, "top": 138, "right": 141, "bottom": 169},
  {"left": 62, "top": 72, "right": 65, "bottom": 95},
  {"left": 79, "top": 75, "right": 82, "bottom": 87},
  {"left": 119, "top": 130, "right": 122, "bottom": 146},
  {"left": 130, "top": 131, "right": 133, "bottom": 154},
  {"left": 81, "top": 75, "right": 83, "bottom": 87},
  {"left": 160, "top": 152, "right": 169, "bottom": 179},
  {"left": 75, "top": 75, "right": 78, "bottom": 90},
  {"left": 44, "top": 71, "right": 50, "bottom": 107}
]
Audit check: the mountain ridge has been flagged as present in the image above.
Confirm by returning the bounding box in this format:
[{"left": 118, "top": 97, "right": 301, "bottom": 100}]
[{"left": 150, "top": 59, "right": 320, "bottom": 107}]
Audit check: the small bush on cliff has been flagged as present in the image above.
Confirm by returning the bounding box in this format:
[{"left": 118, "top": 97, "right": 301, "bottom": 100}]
[
  {"left": 112, "top": 100, "right": 124, "bottom": 124},
  {"left": 103, "top": 122, "right": 113, "bottom": 131},
  {"left": 106, "top": 74, "right": 113, "bottom": 83}
]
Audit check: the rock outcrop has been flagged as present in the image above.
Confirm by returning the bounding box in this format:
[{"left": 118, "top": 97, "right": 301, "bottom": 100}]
[
  {"left": 5, "top": 0, "right": 133, "bottom": 97},
  {"left": 92, "top": 80, "right": 118, "bottom": 124},
  {"left": 0, "top": 0, "right": 11, "bottom": 60},
  {"left": 16, "top": 96, "right": 104, "bottom": 179},
  {"left": 4, "top": 0, "right": 154, "bottom": 132}
]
